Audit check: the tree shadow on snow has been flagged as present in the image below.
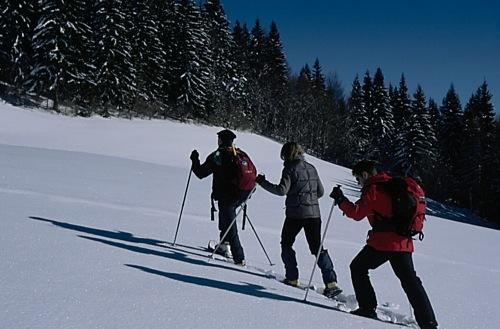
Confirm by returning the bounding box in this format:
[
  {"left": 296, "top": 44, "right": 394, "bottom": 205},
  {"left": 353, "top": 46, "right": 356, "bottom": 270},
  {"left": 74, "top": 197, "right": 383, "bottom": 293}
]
[
  {"left": 425, "top": 200, "right": 500, "bottom": 231},
  {"left": 29, "top": 216, "right": 268, "bottom": 279}
]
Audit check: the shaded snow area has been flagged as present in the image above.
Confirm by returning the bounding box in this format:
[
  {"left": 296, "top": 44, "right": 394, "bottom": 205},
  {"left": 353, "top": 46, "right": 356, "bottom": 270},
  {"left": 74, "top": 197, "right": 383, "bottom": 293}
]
[{"left": 1, "top": 103, "right": 499, "bottom": 329}]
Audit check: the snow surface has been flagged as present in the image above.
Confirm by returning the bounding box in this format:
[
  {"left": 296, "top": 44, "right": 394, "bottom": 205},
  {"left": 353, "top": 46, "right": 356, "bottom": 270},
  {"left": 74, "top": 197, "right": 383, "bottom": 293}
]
[{"left": 1, "top": 102, "right": 499, "bottom": 329}]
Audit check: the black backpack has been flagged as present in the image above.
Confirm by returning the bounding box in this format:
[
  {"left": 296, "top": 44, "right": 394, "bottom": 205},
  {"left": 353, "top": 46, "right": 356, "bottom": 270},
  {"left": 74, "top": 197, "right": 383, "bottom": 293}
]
[{"left": 374, "top": 176, "right": 426, "bottom": 240}]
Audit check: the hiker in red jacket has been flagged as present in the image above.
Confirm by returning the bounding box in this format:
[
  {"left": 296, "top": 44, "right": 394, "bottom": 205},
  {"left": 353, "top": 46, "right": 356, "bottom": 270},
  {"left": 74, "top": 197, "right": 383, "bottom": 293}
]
[{"left": 330, "top": 160, "right": 438, "bottom": 329}]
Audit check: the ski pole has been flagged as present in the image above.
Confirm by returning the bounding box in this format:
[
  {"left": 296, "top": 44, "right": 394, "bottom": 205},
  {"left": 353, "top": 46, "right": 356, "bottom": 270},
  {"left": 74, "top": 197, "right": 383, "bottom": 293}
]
[
  {"left": 303, "top": 200, "right": 336, "bottom": 301},
  {"left": 172, "top": 168, "right": 193, "bottom": 246},
  {"left": 211, "top": 197, "right": 217, "bottom": 221},
  {"left": 242, "top": 204, "right": 247, "bottom": 230},
  {"left": 245, "top": 213, "right": 274, "bottom": 266},
  {"left": 209, "top": 188, "right": 255, "bottom": 259}
]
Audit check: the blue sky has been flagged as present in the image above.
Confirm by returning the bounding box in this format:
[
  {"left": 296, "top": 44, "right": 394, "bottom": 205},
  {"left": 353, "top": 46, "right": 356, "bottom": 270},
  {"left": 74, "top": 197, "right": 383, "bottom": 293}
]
[{"left": 222, "top": 0, "right": 499, "bottom": 114}]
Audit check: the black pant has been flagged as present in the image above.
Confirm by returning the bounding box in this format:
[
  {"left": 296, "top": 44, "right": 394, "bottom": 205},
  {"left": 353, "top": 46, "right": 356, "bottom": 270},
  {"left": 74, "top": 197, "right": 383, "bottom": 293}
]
[
  {"left": 280, "top": 217, "right": 337, "bottom": 284},
  {"left": 350, "top": 245, "right": 438, "bottom": 328},
  {"left": 217, "top": 193, "right": 248, "bottom": 263}
]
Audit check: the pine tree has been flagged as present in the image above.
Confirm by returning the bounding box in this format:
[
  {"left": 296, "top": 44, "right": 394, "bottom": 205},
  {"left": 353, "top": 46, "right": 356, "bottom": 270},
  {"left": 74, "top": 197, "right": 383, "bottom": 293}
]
[
  {"left": 172, "top": 0, "right": 212, "bottom": 119},
  {"left": 438, "top": 85, "right": 464, "bottom": 202},
  {"left": 202, "top": 0, "right": 238, "bottom": 122},
  {"left": 127, "top": 0, "right": 166, "bottom": 117},
  {"left": 247, "top": 19, "right": 270, "bottom": 134},
  {"left": 91, "top": 0, "right": 136, "bottom": 115},
  {"left": 261, "top": 21, "right": 288, "bottom": 135},
  {"left": 474, "top": 82, "right": 497, "bottom": 219},
  {"left": 155, "top": 0, "right": 176, "bottom": 118},
  {"left": 461, "top": 92, "right": 482, "bottom": 209},
  {"left": 232, "top": 21, "right": 250, "bottom": 72},
  {"left": 309, "top": 58, "right": 328, "bottom": 152},
  {"left": 324, "top": 72, "right": 349, "bottom": 164},
  {"left": 26, "top": 0, "right": 94, "bottom": 111},
  {"left": 248, "top": 19, "right": 266, "bottom": 82},
  {"left": 347, "top": 75, "right": 370, "bottom": 160},
  {"left": 230, "top": 20, "right": 253, "bottom": 127},
  {"left": 264, "top": 21, "right": 288, "bottom": 90},
  {"left": 0, "top": 0, "right": 36, "bottom": 92},
  {"left": 395, "top": 86, "right": 436, "bottom": 178},
  {"left": 427, "top": 98, "right": 441, "bottom": 139},
  {"left": 393, "top": 74, "right": 412, "bottom": 129},
  {"left": 371, "top": 68, "right": 394, "bottom": 165},
  {"left": 290, "top": 64, "right": 314, "bottom": 144},
  {"left": 361, "top": 70, "right": 373, "bottom": 121}
]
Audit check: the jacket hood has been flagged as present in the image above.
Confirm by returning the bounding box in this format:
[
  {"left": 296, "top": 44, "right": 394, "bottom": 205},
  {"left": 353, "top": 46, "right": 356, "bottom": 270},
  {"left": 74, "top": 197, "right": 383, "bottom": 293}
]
[{"left": 283, "top": 155, "right": 305, "bottom": 167}]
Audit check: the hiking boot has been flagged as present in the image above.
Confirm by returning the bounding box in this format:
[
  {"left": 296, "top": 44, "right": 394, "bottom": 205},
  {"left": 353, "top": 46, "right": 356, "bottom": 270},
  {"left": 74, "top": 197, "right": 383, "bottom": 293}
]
[
  {"left": 323, "top": 282, "right": 343, "bottom": 299},
  {"left": 214, "top": 242, "right": 232, "bottom": 258},
  {"left": 234, "top": 259, "right": 246, "bottom": 266},
  {"left": 350, "top": 308, "right": 377, "bottom": 319},
  {"left": 419, "top": 322, "right": 438, "bottom": 329},
  {"left": 281, "top": 278, "right": 299, "bottom": 287}
]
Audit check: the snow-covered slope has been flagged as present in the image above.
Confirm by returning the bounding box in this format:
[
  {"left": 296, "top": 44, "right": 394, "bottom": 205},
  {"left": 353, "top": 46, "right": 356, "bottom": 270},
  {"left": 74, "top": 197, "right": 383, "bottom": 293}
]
[{"left": 1, "top": 103, "right": 499, "bottom": 329}]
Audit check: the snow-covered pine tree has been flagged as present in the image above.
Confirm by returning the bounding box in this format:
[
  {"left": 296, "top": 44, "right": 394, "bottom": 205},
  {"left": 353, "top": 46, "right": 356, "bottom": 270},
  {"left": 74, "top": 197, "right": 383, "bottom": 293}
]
[
  {"left": 264, "top": 22, "right": 288, "bottom": 90},
  {"left": 154, "top": 0, "right": 177, "bottom": 118},
  {"left": 232, "top": 21, "right": 251, "bottom": 74},
  {"left": 262, "top": 21, "right": 288, "bottom": 135},
  {"left": 347, "top": 75, "right": 370, "bottom": 161},
  {"left": 126, "top": 0, "right": 166, "bottom": 118},
  {"left": 92, "top": 0, "right": 136, "bottom": 115},
  {"left": 370, "top": 68, "right": 394, "bottom": 165},
  {"left": 202, "top": 0, "right": 240, "bottom": 123},
  {"left": 360, "top": 70, "right": 375, "bottom": 158},
  {"left": 248, "top": 19, "right": 266, "bottom": 83},
  {"left": 288, "top": 64, "right": 314, "bottom": 144},
  {"left": 172, "top": 0, "right": 211, "bottom": 119},
  {"left": 0, "top": 0, "right": 36, "bottom": 93},
  {"left": 438, "top": 85, "right": 464, "bottom": 202},
  {"left": 246, "top": 19, "right": 270, "bottom": 134},
  {"left": 461, "top": 92, "right": 482, "bottom": 208},
  {"left": 393, "top": 74, "right": 412, "bottom": 129},
  {"left": 26, "top": 0, "right": 95, "bottom": 111},
  {"left": 309, "top": 58, "right": 329, "bottom": 153},
  {"left": 415, "top": 87, "right": 438, "bottom": 181},
  {"left": 324, "top": 72, "right": 349, "bottom": 164},
  {"left": 473, "top": 82, "right": 498, "bottom": 218},
  {"left": 230, "top": 20, "right": 253, "bottom": 126},
  {"left": 427, "top": 97, "right": 441, "bottom": 139},
  {"left": 395, "top": 86, "right": 436, "bottom": 178},
  {"left": 392, "top": 75, "right": 414, "bottom": 172}
]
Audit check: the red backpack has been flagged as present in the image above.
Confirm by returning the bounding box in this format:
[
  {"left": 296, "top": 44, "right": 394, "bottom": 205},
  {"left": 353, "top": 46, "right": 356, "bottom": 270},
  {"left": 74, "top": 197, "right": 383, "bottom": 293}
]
[
  {"left": 229, "top": 147, "right": 257, "bottom": 191},
  {"left": 376, "top": 176, "right": 427, "bottom": 240}
]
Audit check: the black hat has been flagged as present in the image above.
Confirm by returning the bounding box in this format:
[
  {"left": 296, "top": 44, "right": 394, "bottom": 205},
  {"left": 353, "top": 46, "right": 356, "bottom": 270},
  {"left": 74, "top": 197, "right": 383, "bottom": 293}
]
[
  {"left": 217, "top": 129, "right": 236, "bottom": 143},
  {"left": 352, "top": 159, "right": 377, "bottom": 176}
]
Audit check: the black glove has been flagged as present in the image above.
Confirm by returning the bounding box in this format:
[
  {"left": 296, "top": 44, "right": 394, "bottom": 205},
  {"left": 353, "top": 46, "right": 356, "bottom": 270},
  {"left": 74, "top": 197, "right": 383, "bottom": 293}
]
[
  {"left": 255, "top": 174, "right": 266, "bottom": 185},
  {"left": 330, "top": 186, "right": 347, "bottom": 205},
  {"left": 190, "top": 150, "right": 199, "bottom": 162}
]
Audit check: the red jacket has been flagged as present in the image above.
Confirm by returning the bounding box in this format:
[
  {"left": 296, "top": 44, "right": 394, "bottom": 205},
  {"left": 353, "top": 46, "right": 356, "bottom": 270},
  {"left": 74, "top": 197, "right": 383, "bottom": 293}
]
[{"left": 338, "top": 172, "right": 414, "bottom": 252}]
